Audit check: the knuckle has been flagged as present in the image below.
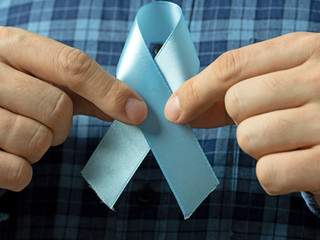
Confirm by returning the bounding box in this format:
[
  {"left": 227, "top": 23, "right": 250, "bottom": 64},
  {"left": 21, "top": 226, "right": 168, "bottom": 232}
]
[
  {"left": 288, "top": 32, "right": 320, "bottom": 60},
  {"left": 309, "top": 70, "right": 319, "bottom": 85},
  {"left": 180, "top": 78, "right": 203, "bottom": 106},
  {"left": 6, "top": 113, "right": 19, "bottom": 133},
  {"left": 103, "top": 79, "right": 127, "bottom": 106},
  {"left": 0, "top": 27, "right": 23, "bottom": 63},
  {"left": 0, "top": 26, "right": 14, "bottom": 40},
  {"left": 262, "top": 116, "right": 290, "bottom": 139},
  {"left": 306, "top": 66, "right": 320, "bottom": 90},
  {"left": 263, "top": 75, "right": 282, "bottom": 92},
  {"left": 189, "top": 78, "right": 203, "bottom": 103},
  {"left": 43, "top": 90, "right": 72, "bottom": 146},
  {"left": 313, "top": 33, "right": 320, "bottom": 49},
  {"left": 225, "top": 87, "right": 241, "bottom": 122},
  {"left": 5, "top": 115, "right": 24, "bottom": 147},
  {"left": 57, "top": 47, "right": 92, "bottom": 90},
  {"left": 28, "top": 125, "right": 52, "bottom": 163},
  {"left": 306, "top": 33, "right": 320, "bottom": 56},
  {"left": 8, "top": 159, "right": 32, "bottom": 192},
  {"left": 236, "top": 122, "right": 254, "bottom": 155},
  {"left": 215, "top": 49, "right": 243, "bottom": 83},
  {"left": 309, "top": 109, "right": 320, "bottom": 124},
  {"left": 49, "top": 90, "right": 73, "bottom": 121}
]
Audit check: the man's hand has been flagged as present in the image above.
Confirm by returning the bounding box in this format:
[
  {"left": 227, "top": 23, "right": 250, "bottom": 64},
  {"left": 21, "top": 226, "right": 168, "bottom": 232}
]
[
  {"left": 165, "top": 32, "right": 320, "bottom": 198},
  {"left": 0, "top": 27, "right": 147, "bottom": 191}
]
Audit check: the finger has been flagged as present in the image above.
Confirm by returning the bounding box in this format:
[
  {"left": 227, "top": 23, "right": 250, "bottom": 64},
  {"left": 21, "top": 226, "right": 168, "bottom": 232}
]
[
  {"left": 0, "top": 107, "right": 52, "bottom": 163},
  {"left": 0, "top": 63, "right": 72, "bottom": 145},
  {"left": 189, "top": 100, "right": 234, "bottom": 128},
  {"left": 0, "top": 150, "right": 32, "bottom": 191},
  {"left": 61, "top": 87, "right": 114, "bottom": 121},
  {"left": 237, "top": 103, "right": 320, "bottom": 159},
  {"left": 0, "top": 27, "right": 147, "bottom": 125},
  {"left": 165, "top": 32, "right": 318, "bottom": 124},
  {"left": 256, "top": 145, "right": 320, "bottom": 195},
  {"left": 225, "top": 61, "right": 319, "bottom": 124}
]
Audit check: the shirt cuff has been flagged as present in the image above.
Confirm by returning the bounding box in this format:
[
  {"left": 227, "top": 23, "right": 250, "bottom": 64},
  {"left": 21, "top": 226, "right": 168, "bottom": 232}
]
[{"left": 301, "top": 192, "right": 320, "bottom": 218}]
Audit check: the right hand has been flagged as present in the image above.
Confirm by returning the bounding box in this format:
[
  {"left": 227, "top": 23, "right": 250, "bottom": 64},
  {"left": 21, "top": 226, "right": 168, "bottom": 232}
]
[
  {"left": 164, "top": 32, "right": 320, "bottom": 198},
  {"left": 0, "top": 27, "right": 147, "bottom": 191}
]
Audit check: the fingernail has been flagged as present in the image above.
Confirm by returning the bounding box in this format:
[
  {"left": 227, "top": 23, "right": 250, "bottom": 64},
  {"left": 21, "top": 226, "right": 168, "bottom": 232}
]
[
  {"left": 125, "top": 97, "right": 147, "bottom": 123},
  {"left": 165, "top": 96, "right": 180, "bottom": 122}
]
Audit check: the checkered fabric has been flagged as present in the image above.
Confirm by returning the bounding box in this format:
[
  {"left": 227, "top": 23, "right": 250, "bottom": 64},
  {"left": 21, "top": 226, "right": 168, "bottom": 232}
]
[{"left": 1, "top": 0, "right": 320, "bottom": 239}]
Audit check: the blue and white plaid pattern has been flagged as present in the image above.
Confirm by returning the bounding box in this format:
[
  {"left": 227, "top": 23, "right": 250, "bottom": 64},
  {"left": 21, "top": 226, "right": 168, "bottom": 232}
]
[{"left": 1, "top": 0, "right": 320, "bottom": 239}]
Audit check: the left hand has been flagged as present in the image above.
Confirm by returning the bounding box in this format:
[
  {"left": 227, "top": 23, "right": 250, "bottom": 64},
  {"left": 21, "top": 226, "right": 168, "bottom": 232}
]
[{"left": 164, "top": 32, "right": 320, "bottom": 200}]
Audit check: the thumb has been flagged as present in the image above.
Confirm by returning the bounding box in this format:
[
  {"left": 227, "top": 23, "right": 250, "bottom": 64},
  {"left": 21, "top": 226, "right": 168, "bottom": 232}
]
[
  {"left": 63, "top": 67, "right": 148, "bottom": 125},
  {"left": 164, "top": 32, "right": 313, "bottom": 126},
  {"left": 61, "top": 87, "right": 145, "bottom": 123},
  {"left": 0, "top": 28, "right": 147, "bottom": 125},
  {"left": 164, "top": 52, "right": 241, "bottom": 125}
]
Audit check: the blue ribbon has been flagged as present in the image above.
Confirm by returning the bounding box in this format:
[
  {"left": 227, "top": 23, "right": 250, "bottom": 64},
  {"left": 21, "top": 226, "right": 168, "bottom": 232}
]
[{"left": 82, "top": 1, "right": 219, "bottom": 219}]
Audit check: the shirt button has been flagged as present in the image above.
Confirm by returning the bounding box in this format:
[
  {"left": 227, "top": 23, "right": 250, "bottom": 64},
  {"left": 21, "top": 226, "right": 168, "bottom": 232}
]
[{"left": 137, "top": 185, "right": 155, "bottom": 204}]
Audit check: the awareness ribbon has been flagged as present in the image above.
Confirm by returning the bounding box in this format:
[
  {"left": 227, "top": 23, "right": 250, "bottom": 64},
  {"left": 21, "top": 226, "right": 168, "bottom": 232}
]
[{"left": 82, "top": 1, "right": 219, "bottom": 219}]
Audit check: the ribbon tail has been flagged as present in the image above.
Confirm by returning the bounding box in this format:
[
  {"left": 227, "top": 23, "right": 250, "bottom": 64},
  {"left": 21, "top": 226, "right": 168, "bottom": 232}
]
[{"left": 82, "top": 121, "right": 149, "bottom": 209}]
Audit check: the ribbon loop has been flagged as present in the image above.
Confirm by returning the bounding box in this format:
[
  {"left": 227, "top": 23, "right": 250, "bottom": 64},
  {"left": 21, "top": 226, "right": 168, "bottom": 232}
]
[{"left": 82, "top": 1, "right": 219, "bottom": 219}]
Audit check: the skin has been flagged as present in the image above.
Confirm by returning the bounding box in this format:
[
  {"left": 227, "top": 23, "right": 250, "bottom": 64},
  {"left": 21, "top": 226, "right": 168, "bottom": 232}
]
[
  {"left": 0, "top": 27, "right": 147, "bottom": 191},
  {"left": 3, "top": 27, "right": 319, "bottom": 207},
  {"left": 165, "top": 32, "right": 320, "bottom": 203}
]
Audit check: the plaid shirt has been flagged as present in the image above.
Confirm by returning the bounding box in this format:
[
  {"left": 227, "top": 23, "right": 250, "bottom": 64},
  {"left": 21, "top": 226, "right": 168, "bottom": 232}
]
[{"left": 1, "top": 0, "right": 320, "bottom": 239}]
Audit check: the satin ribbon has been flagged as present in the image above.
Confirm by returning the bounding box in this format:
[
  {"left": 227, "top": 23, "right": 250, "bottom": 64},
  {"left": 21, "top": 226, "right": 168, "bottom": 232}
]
[{"left": 82, "top": 1, "right": 219, "bottom": 219}]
